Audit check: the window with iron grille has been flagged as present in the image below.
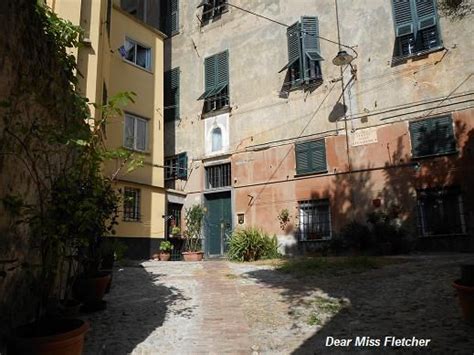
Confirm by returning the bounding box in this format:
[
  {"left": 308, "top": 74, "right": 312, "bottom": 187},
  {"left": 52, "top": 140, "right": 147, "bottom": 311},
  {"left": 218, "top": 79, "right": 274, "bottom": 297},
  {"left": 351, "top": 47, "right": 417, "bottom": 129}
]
[
  {"left": 409, "top": 115, "right": 456, "bottom": 158},
  {"left": 124, "top": 187, "right": 141, "bottom": 222},
  {"left": 417, "top": 187, "right": 466, "bottom": 236},
  {"left": 391, "top": 0, "right": 441, "bottom": 59},
  {"left": 198, "top": 51, "right": 229, "bottom": 114},
  {"left": 198, "top": 0, "right": 227, "bottom": 25},
  {"left": 206, "top": 163, "right": 231, "bottom": 189},
  {"left": 165, "top": 152, "right": 188, "bottom": 180},
  {"left": 298, "top": 199, "right": 331, "bottom": 240},
  {"left": 167, "top": 203, "right": 182, "bottom": 231},
  {"left": 279, "top": 16, "right": 323, "bottom": 89}
]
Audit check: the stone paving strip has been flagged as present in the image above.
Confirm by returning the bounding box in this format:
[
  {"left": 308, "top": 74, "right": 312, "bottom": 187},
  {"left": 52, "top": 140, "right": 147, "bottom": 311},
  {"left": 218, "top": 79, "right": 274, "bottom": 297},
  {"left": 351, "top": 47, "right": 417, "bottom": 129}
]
[{"left": 83, "top": 254, "right": 474, "bottom": 355}]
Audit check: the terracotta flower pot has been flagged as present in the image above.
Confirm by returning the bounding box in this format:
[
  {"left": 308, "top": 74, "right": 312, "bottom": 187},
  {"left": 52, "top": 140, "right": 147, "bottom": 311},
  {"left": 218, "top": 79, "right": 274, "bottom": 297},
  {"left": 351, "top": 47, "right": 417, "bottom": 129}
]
[
  {"left": 10, "top": 318, "right": 89, "bottom": 355},
  {"left": 159, "top": 252, "right": 171, "bottom": 261},
  {"left": 182, "top": 251, "right": 204, "bottom": 262},
  {"left": 453, "top": 280, "right": 474, "bottom": 324},
  {"left": 73, "top": 272, "right": 111, "bottom": 304}
]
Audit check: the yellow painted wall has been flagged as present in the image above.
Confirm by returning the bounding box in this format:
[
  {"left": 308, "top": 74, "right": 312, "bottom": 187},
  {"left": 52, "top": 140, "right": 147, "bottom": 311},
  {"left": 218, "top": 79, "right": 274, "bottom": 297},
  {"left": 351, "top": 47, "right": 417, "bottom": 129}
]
[{"left": 51, "top": 1, "right": 166, "bottom": 239}]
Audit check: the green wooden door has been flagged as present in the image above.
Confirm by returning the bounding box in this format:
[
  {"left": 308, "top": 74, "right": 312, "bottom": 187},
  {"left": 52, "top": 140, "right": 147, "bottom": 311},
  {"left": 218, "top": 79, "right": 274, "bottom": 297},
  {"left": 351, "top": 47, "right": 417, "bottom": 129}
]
[{"left": 205, "top": 192, "right": 232, "bottom": 256}]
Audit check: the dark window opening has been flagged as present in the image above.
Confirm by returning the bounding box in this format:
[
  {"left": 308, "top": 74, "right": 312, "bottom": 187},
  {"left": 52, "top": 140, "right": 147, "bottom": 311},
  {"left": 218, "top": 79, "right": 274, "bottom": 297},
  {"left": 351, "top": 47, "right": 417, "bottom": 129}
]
[
  {"left": 165, "top": 153, "right": 188, "bottom": 181},
  {"left": 206, "top": 163, "right": 231, "bottom": 189},
  {"left": 167, "top": 203, "right": 182, "bottom": 232},
  {"left": 199, "top": 0, "right": 227, "bottom": 25},
  {"left": 417, "top": 187, "right": 466, "bottom": 236},
  {"left": 298, "top": 199, "right": 331, "bottom": 240}
]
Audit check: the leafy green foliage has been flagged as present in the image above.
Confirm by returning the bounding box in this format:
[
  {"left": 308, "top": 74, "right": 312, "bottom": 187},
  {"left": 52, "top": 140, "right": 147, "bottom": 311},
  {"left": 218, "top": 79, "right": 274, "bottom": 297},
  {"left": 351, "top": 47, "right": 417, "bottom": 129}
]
[
  {"left": 159, "top": 241, "right": 173, "bottom": 252},
  {"left": 227, "top": 227, "right": 281, "bottom": 262},
  {"left": 183, "top": 205, "right": 206, "bottom": 252}
]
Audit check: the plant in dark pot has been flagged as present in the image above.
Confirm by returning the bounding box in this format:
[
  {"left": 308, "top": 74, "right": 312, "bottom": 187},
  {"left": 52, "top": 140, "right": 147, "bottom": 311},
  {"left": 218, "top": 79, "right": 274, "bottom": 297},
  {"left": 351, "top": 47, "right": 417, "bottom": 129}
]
[
  {"left": 159, "top": 241, "right": 173, "bottom": 261},
  {"left": 453, "top": 264, "right": 474, "bottom": 325},
  {"left": 182, "top": 204, "right": 206, "bottom": 261}
]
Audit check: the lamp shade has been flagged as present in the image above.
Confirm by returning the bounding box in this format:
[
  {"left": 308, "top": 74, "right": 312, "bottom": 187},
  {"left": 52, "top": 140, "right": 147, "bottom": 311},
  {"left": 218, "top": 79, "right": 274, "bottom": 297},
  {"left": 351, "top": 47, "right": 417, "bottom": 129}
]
[{"left": 332, "top": 50, "right": 354, "bottom": 66}]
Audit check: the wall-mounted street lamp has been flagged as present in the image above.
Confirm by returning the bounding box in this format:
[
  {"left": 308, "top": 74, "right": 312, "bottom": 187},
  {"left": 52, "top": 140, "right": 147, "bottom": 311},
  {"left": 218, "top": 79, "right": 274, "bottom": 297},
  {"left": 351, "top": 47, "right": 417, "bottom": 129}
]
[{"left": 332, "top": 50, "right": 355, "bottom": 66}]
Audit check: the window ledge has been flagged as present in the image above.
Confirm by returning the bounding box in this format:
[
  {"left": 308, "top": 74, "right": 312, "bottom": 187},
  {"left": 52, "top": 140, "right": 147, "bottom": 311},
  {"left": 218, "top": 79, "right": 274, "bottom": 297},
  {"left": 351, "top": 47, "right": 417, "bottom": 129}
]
[
  {"left": 392, "top": 46, "right": 445, "bottom": 66},
  {"left": 122, "top": 58, "right": 153, "bottom": 74},
  {"left": 123, "top": 219, "right": 142, "bottom": 223},
  {"left": 122, "top": 146, "right": 151, "bottom": 155},
  {"left": 295, "top": 170, "right": 328, "bottom": 178},
  {"left": 411, "top": 150, "right": 459, "bottom": 161},
  {"left": 201, "top": 105, "right": 231, "bottom": 119},
  {"left": 299, "top": 238, "right": 332, "bottom": 242}
]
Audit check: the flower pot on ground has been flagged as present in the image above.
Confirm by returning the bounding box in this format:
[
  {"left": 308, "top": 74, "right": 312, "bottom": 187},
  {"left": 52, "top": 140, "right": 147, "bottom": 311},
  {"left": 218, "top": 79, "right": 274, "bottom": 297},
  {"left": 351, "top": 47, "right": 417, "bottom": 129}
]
[
  {"left": 182, "top": 204, "right": 206, "bottom": 261},
  {"left": 453, "top": 264, "right": 474, "bottom": 324},
  {"left": 182, "top": 251, "right": 204, "bottom": 261},
  {"left": 9, "top": 318, "right": 89, "bottom": 355},
  {"left": 158, "top": 240, "right": 173, "bottom": 261},
  {"left": 73, "top": 271, "right": 112, "bottom": 304}
]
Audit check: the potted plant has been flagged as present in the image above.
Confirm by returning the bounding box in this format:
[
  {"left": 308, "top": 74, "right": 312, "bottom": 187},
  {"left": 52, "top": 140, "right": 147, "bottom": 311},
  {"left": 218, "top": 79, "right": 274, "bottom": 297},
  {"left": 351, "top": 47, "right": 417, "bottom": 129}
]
[
  {"left": 159, "top": 241, "right": 173, "bottom": 261},
  {"left": 182, "top": 204, "right": 206, "bottom": 261},
  {"left": 453, "top": 264, "right": 474, "bottom": 324},
  {"left": 171, "top": 226, "right": 181, "bottom": 237}
]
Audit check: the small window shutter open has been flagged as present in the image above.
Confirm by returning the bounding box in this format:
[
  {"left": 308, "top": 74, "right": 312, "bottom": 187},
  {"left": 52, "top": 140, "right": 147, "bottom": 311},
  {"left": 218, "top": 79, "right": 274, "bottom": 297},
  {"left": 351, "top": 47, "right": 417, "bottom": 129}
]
[
  {"left": 415, "top": 0, "right": 437, "bottom": 30},
  {"left": 280, "top": 21, "right": 302, "bottom": 73},
  {"left": 301, "top": 16, "right": 323, "bottom": 82},
  {"left": 177, "top": 152, "right": 188, "bottom": 180},
  {"left": 170, "top": 0, "right": 179, "bottom": 34},
  {"left": 392, "top": 0, "right": 415, "bottom": 37}
]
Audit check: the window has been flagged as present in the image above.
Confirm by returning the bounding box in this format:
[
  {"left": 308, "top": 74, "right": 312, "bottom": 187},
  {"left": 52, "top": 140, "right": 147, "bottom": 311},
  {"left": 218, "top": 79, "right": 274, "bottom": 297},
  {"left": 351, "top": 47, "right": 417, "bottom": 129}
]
[
  {"left": 164, "top": 67, "right": 180, "bottom": 121},
  {"left": 124, "top": 114, "right": 148, "bottom": 152},
  {"left": 298, "top": 199, "right": 332, "bottom": 240},
  {"left": 295, "top": 139, "right": 327, "bottom": 175},
  {"left": 167, "top": 203, "right": 182, "bottom": 231},
  {"left": 409, "top": 115, "right": 456, "bottom": 158},
  {"left": 198, "top": 51, "right": 229, "bottom": 114},
  {"left": 198, "top": 0, "right": 227, "bottom": 24},
  {"left": 123, "top": 187, "right": 141, "bottom": 221},
  {"left": 392, "top": 0, "right": 441, "bottom": 58},
  {"left": 120, "top": 38, "right": 151, "bottom": 70},
  {"left": 165, "top": 153, "right": 188, "bottom": 180},
  {"left": 211, "top": 127, "right": 222, "bottom": 152},
  {"left": 122, "top": 0, "right": 161, "bottom": 30},
  {"left": 280, "top": 16, "right": 323, "bottom": 88},
  {"left": 417, "top": 187, "right": 466, "bottom": 236},
  {"left": 161, "top": 0, "right": 179, "bottom": 35},
  {"left": 206, "top": 163, "right": 231, "bottom": 189}
]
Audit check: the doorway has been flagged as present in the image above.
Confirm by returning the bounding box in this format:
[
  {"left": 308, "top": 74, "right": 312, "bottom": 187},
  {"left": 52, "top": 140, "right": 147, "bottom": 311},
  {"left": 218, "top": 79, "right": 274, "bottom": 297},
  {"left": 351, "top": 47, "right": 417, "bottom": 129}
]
[{"left": 205, "top": 191, "right": 232, "bottom": 256}]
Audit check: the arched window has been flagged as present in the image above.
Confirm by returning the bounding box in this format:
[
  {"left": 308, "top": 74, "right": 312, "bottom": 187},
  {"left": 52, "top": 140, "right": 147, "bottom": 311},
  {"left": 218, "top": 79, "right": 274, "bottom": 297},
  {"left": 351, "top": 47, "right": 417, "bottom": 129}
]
[{"left": 211, "top": 127, "right": 222, "bottom": 152}]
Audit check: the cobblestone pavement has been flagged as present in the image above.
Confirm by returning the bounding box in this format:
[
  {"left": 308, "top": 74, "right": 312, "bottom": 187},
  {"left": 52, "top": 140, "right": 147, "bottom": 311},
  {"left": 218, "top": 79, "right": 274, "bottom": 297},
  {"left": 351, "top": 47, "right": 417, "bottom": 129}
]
[{"left": 83, "top": 254, "right": 474, "bottom": 355}]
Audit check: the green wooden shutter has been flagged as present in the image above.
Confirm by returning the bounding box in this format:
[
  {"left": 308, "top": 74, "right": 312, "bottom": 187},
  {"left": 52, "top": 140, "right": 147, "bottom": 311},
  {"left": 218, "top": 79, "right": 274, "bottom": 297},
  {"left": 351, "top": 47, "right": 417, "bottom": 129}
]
[
  {"left": 410, "top": 116, "right": 455, "bottom": 157},
  {"left": 164, "top": 68, "right": 180, "bottom": 120},
  {"left": 170, "top": 0, "right": 179, "bottom": 34},
  {"left": 287, "top": 21, "right": 302, "bottom": 68},
  {"left": 311, "top": 139, "right": 327, "bottom": 173},
  {"left": 301, "top": 16, "right": 323, "bottom": 82},
  {"left": 177, "top": 152, "right": 188, "bottom": 179},
  {"left": 216, "top": 50, "right": 229, "bottom": 87},
  {"left": 392, "top": 0, "right": 415, "bottom": 37},
  {"left": 296, "top": 142, "right": 311, "bottom": 175},
  {"left": 205, "top": 55, "right": 217, "bottom": 92},
  {"left": 414, "top": 0, "right": 437, "bottom": 30},
  {"left": 296, "top": 139, "right": 327, "bottom": 174},
  {"left": 171, "top": 68, "right": 180, "bottom": 119}
]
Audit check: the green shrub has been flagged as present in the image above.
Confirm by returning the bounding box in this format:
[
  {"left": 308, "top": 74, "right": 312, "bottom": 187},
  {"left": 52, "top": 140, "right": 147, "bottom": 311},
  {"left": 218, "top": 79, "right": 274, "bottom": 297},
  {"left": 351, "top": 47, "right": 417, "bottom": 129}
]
[{"left": 227, "top": 227, "right": 281, "bottom": 262}]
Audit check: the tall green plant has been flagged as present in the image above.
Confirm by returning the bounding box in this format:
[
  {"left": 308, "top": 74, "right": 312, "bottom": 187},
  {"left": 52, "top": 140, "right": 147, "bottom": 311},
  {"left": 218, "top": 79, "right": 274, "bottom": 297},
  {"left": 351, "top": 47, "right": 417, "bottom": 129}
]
[
  {"left": 183, "top": 205, "right": 206, "bottom": 252},
  {"left": 227, "top": 227, "right": 281, "bottom": 262}
]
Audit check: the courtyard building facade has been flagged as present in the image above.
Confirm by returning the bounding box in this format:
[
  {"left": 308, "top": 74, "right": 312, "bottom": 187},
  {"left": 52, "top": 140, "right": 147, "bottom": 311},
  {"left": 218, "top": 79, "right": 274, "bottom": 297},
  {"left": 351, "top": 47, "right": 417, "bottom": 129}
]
[{"left": 162, "top": 0, "right": 474, "bottom": 255}]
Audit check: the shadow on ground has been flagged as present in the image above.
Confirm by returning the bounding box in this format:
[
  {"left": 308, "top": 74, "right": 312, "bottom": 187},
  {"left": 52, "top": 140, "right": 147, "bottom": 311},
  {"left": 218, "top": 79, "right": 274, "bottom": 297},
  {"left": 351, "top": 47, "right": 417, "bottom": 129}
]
[
  {"left": 83, "top": 263, "right": 190, "bottom": 355},
  {"left": 241, "top": 255, "right": 474, "bottom": 354}
]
